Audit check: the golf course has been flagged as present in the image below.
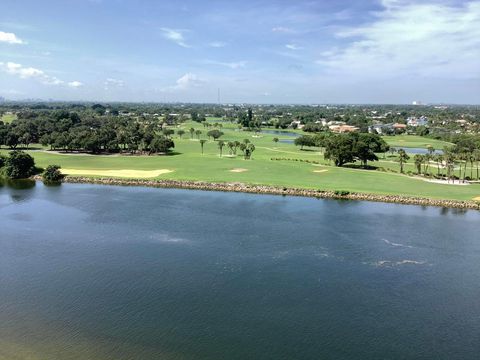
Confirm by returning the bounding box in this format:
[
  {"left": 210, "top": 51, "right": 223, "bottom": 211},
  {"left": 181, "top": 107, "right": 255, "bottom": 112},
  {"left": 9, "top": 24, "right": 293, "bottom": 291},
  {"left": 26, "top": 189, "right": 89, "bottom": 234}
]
[{"left": 2, "top": 119, "right": 479, "bottom": 202}]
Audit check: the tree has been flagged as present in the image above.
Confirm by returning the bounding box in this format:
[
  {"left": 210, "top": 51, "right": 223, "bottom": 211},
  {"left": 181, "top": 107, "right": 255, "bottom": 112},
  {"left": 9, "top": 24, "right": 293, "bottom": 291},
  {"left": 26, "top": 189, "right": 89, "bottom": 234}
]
[
  {"left": 227, "top": 141, "right": 235, "bottom": 155},
  {"left": 324, "top": 135, "right": 356, "bottom": 167},
  {"left": 42, "top": 165, "right": 63, "bottom": 182},
  {"left": 189, "top": 127, "right": 195, "bottom": 139},
  {"left": 162, "top": 128, "right": 174, "bottom": 138},
  {"left": 0, "top": 154, "right": 6, "bottom": 169},
  {"left": 353, "top": 133, "right": 389, "bottom": 168},
  {"left": 273, "top": 137, "right": 279, "bottom": 144},
  {"left": 149, "top": 135, "right": 174, "bottom": 154},
  {"left": 195, "top": 129, "right": 202, "bottom": 139},
  {"left": 397, "top": 149, "right": 410, "bottom": 174},
  {"left": 177, "top": 129, "right": 185, "bottom": 138},
  {"left": 245, "top": 144, "right": 255, "bottom": 160},
  {"left": 3, "top": 150, "right": 36, "bottom": 179},
  {"left": 294, "top": 135, "right": 316, "bottom": 150},
  {"left": 414, "top": 154, "right": 424, "bottom": 174},
  {"left": 433, "top": 153, "right": 443, "bottom": 176},
  {"left": 207, "top": 129, "right": 224, "bottom": 140},
  {"left": 199, "top": 139, "right": 207, "bottom": 154},
  {"left": 217, "top": 140, "right": 225, "bottom": 157}
]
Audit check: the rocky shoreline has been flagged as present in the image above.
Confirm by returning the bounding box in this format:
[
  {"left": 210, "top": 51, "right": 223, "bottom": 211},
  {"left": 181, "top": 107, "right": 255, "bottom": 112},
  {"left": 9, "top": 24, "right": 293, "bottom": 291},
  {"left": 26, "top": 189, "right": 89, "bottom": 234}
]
[{"left": 43, "top": 175, "right": 480, "bottom": 210}]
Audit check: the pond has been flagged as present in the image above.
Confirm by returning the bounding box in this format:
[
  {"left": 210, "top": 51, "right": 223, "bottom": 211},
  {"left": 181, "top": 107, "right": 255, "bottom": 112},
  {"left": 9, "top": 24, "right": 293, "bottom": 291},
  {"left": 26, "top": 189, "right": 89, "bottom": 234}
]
[{"left": 1, "top": 181, "right": 479, "bottom": 359}]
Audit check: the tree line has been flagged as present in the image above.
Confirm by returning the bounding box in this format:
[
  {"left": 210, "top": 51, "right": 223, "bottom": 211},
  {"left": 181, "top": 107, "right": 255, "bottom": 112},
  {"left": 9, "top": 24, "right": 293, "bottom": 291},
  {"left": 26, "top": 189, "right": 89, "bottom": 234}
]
[{"left": 0, "top": 110, "right": 174, "bottom": 154}]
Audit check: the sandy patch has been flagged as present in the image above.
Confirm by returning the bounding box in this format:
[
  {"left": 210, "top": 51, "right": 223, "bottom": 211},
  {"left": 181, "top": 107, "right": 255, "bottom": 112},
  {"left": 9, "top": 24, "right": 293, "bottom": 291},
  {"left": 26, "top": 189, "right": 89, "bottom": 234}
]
[
  {"left": 62, "top": 168, "right": 173, "bottom": 178},
  {"left": 419, "top": 177, "right": 470, "bottom": 186},
  {"left": 313, "top": 169, "right": 328, "bottom": 173},
  {"left": 230, "top": 168, "right": 248, "bottom": 173},
  {"left": 473, "top": 196, "right": 480, "bottom": 201}
]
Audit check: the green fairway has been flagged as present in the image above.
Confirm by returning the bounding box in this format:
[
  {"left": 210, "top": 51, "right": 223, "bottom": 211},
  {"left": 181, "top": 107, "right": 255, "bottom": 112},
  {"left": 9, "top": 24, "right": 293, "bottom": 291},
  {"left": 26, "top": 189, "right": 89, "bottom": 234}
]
[
  {"left": 2, "top": 121, "right": 479, "bottom": 202},
  {"left": 383, "top": 135, "right": 452, "bottom": 149},
  {"left": 1, "top": 113, "right": 16, "bottom": 124}
]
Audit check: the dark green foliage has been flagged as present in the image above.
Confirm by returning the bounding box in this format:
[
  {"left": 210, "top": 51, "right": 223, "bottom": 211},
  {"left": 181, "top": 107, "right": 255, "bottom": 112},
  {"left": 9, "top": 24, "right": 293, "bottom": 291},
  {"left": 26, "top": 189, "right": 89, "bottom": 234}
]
[
  {"left": 42, "top": 165, "right": 63, "bottom": 182},
  {"left": 324, "top": 133, "right": 389, "bottom": 167},
  {"left": 294, "top": 135, "right": 316, "bottom": 149},
  {"left": 149, "top": 135, "right": 174, "bottom": 154},
  {"left": 3, "top": 150, "right": 35, "bottom": 179},
  {"left": 207, "top": 129, "right": 224, "bottom": 140},
  {"left": 0, "top": 154, "right": 6, "bottom": 168}
]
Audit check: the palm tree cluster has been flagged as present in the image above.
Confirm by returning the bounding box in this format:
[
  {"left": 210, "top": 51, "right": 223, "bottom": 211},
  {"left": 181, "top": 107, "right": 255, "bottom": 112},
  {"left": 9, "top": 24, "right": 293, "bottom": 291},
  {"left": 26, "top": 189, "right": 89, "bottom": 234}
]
[{"left": 399, "top": 144, "right": 480, "bottom": 183}]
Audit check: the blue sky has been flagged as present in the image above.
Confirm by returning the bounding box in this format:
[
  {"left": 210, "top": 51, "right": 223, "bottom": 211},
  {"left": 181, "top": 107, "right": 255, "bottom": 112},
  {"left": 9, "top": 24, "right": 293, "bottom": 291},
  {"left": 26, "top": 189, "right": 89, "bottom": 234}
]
[{"left": 0, "top": 0, "right": 479, "bottom": 103}]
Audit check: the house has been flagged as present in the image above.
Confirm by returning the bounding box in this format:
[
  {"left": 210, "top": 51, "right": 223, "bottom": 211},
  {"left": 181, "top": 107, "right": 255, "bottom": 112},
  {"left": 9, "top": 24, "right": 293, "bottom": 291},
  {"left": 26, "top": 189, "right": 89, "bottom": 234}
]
[
  {"left": 289, "top": 120, "right": 304, "bottom": 129},
  {"left": 407, "top": 116, "right": 428, "bottom": 127},
  {"left": 330, "top": 125, "right": 359, "bottom": 133},
  {"left": 393, "top": 123, "right": 407, "bottom": 131}
]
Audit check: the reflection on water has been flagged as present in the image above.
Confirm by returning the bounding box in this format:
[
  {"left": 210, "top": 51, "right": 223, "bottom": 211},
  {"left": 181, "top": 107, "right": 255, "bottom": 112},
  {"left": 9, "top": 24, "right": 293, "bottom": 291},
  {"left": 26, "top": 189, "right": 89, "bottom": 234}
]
[{"left": 1, "top": 182, "right": 480, "bottom": 360}]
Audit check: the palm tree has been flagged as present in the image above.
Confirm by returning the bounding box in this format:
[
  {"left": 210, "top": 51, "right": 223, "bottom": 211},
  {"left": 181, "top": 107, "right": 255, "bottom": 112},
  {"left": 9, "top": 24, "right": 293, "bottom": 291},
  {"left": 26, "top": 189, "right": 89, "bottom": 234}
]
[
  {"left": 227, "top": 141, "right": 235, "bottom": 155},
  {"left": 177, "top": 129, "right": 185, "bottom": 139},
  {"left": 414, "top": 154, "right": 424, "bottom": 175},
  {"left": 189, "top": 127, "right": 195, "bottom": 139},
  {"left": 433, "top": 153, "right": 443, "bottom": 177},
  {"left": 195, "top": 130, "right": 202, "bottom": 139},
  {"left": 233, "top": 141, "right": 241, "bottom": 155},
  {"left": 443, "top": 147, "right": 456, "bottom": 183},
  {"left": 423, "top": 153, "right": 432, "bottom": 175},
  {"left": 199, "top": 139, "right": 206, "bottom": 154},
  {"left": 397, "top": 149, "right": 409, "bottom": 174},
  {"left": 245, "top": 144, "right": 255, "bottom": 160},
  {"left": 217, "top": 140, "right": 225, "bottom": 157},
  {"left": 474, "top": 149, "right": 480, "bottom": 180}
]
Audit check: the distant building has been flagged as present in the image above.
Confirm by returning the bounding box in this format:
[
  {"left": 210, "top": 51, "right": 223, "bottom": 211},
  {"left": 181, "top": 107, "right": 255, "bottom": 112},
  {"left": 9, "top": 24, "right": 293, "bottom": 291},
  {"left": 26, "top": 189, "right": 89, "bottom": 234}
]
[
  {"left": 289, "top": 120, "right": 304, "bottom": 129},
  {"left": 407, "top": 116, "right": 428, "bottom": 127},
  {"left": 330, "top": 124, "right": 359, "bottom": 133}
]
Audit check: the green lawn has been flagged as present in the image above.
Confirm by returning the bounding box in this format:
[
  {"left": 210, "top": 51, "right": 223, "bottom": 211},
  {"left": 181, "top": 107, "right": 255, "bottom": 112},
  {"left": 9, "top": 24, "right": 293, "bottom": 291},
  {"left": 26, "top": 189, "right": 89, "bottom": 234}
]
[
  {"left": 1, "top": 113, "right": 16, "bottom": 124},
  {"left": 383, "top": 135, "right": 452, "bottom": 149},
  {"left": 2, "top": 122, "right": 478, "bottom": 201}
]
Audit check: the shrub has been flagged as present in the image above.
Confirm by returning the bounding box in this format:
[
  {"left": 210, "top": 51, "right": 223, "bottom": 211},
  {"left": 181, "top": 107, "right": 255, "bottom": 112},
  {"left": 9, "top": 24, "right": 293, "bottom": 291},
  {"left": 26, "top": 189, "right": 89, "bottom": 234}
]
[
  {"left": 42, "top": 165, "right": 63, "bottom": 182},
  {"left": 334, "top": 190, "right": 350, "bottom": 196},
  {"left": 0, "top": 154, "right": 6, "bottom": 169}
]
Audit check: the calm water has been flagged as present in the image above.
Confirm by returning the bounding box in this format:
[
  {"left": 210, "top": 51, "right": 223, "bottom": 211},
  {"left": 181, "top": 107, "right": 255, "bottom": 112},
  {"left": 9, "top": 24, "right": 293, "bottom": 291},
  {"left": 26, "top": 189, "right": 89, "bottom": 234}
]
[
  {"left": 394, "top": 147, "right": 444, "bottom": 155},
  {"left": 261, "top": 129, "right": 300, "bottom": 137},
  {"left": 1, "top": 181, "right": 480, "bottom": 359}
]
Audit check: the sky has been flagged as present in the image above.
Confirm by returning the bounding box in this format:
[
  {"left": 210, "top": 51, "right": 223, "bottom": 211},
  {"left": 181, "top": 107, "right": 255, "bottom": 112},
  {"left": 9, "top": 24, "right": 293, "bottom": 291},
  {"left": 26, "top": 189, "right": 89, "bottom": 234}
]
[{"left": 0, "top": 0, "right": 479, "bottom": 104}]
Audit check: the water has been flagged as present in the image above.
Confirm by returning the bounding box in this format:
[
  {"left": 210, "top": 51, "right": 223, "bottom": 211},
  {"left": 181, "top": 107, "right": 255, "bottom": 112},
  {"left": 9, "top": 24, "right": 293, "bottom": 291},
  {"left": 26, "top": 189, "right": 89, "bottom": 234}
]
[
  {"left": 394, "top": 147, "right": 444, "bottom": 155},
  {"left": 1, "top": 181, "right": 480, "bottom": 359},
  {"left": 261, "top": 129, "right": 300, "bottom": 137}
]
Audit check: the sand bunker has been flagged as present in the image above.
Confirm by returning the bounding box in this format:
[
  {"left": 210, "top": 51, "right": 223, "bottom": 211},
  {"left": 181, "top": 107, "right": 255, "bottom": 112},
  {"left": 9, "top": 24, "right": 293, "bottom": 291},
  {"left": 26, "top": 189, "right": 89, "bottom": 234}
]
[
  {"left": 230, "top": 168, "right": 248, "bottom": 173},
  {"left": 473, "top": 196, "right": 480, "bottom": 201},
  {"left": 420, "top": 178, "right": 470, "bottom": 186},
  {"left": 62, "top": 168, "right": 173, "bottom": 178},
  {"left": 313, "top": 169, "right": 328, "bottom": 173}
]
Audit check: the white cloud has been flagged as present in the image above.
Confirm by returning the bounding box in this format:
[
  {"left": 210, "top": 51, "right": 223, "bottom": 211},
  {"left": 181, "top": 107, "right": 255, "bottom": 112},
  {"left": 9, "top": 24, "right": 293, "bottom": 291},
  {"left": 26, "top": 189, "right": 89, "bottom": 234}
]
[
  {"left": 160, "top": 28, "right": 190, "bottom": 48},
  {"left": 104, "top": 78, "right": 124, "bottom": 90},
  {"left": 203, "top": 60, "right": 246, "bottom": 69},
  {"left": 68, "top": 81, "right": 83, "bottom": 88},
  {"left": 209, "top": 41, "right": 227, "bottom": 48},
  {"left": 285, "top": 44, "right": 302, "bottom": 50},
  {"left": 0, "top": 31, "right": 24, "bottom": 44},
  {"left": 272, "top": 26, "right": 295, "bottom": 33},
  {"left": 316, "top": 1, "right": 480, "bottom": 80},
  {"left": 174, "top": 73, "right": 204, "bottom": 90},
  {"left": 0, "top": 61, "right": 82, "bottom": 87}
]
